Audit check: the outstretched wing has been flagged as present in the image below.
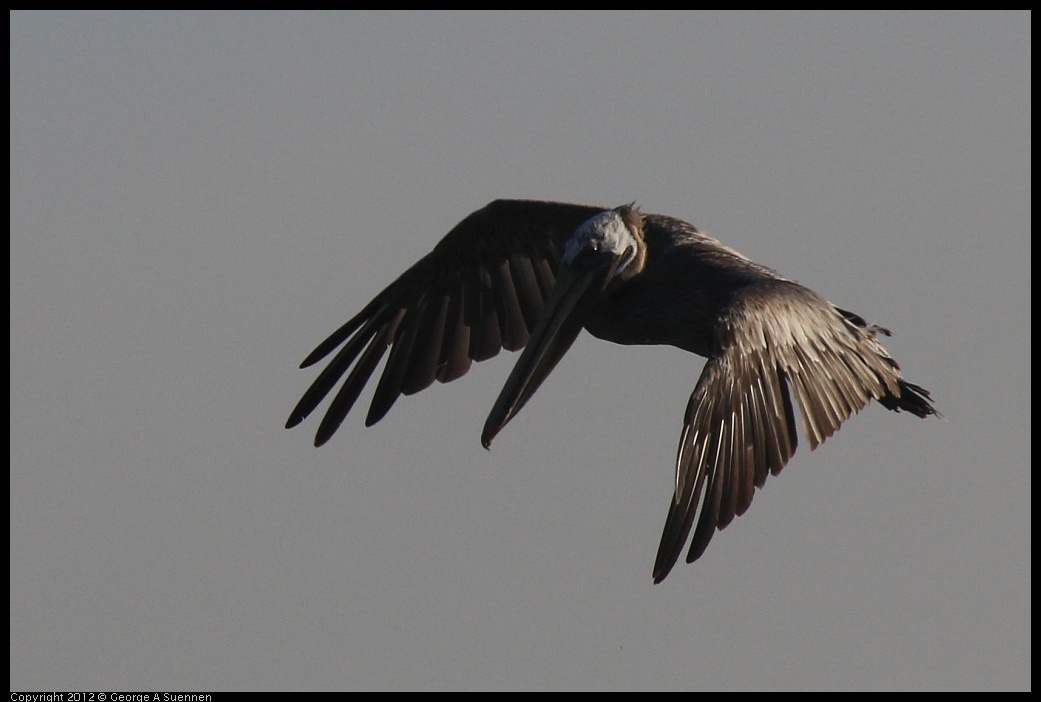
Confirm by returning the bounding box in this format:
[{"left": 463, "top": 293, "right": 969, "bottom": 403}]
[
  {"left": 286, "top": 199, "right": 607, "bottom": 446},
  {"left": 652, "top": 281, "right": 933, "bottom": 582}
]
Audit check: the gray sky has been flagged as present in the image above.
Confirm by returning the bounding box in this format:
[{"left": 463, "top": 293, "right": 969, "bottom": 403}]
[{"left": 10, "top": 11, "right": 1030, "bottom": 691}]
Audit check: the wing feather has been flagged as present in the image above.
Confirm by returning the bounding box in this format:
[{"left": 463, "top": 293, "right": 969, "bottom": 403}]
[
  {"left": 437, "top": 291, "right": 472, "bottom": 383},
  {"left": 402, "top": 294, "right": 450, "bottom": 396}
]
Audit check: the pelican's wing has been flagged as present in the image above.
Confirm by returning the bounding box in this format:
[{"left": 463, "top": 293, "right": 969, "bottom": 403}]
[
  {"left": 286, "top": 199, "right": 607, "bottom": 446},
  {"left": 652, "top": 281, "right": 935, "bottom": 582}
]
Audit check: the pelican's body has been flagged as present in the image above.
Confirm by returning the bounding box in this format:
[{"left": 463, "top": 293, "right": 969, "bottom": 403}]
[{"left": 287, "top": 199, "right": 937, "bottom": 582}]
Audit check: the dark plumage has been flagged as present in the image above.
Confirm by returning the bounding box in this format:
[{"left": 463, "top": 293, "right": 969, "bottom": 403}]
[{"left": 287, "top": 199, "right": 937, "bottom": 582}]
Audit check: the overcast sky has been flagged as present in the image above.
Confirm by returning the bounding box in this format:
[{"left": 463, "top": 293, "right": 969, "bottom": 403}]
[{"left": 10, "top": 11, "right": 1030, "bottom": 691}]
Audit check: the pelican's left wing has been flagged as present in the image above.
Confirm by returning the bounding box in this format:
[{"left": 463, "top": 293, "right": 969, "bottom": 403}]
[{"left": 652, "top": 281, "right": 931, "bottom": 582}]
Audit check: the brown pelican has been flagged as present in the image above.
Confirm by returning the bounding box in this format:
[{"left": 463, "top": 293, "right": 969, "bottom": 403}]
[{"left": 286, "top": 199, "right": 937, "bottom": 582}]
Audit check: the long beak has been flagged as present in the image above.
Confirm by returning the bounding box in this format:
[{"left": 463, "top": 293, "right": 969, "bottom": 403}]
[{"left": 481, "top": 250, "right": 621, "bottom": 448}]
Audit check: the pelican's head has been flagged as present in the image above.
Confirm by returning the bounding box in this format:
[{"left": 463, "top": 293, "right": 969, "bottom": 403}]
[
  {"left": 481, "top": 204, "right": 646, "bottom": 449},
  {"left": 563, "top": 204, "right": 647, "bottom": 283}
]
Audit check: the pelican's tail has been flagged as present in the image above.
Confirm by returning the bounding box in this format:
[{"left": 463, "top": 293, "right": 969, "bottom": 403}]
[{"left": 878, "top": 380, "right": 939, "bottom": 419}]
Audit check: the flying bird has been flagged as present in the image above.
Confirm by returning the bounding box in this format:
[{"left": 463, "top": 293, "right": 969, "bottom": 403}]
[{"left": 286, "top": 199, "right": 937, "bottom": 582}]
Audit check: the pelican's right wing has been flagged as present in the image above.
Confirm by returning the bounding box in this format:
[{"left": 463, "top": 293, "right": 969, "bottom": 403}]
[{"left": 286, "top": 199, "right": 607, "bottom": 446}]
